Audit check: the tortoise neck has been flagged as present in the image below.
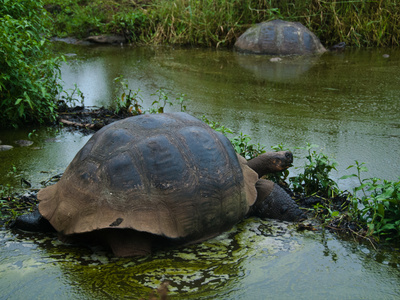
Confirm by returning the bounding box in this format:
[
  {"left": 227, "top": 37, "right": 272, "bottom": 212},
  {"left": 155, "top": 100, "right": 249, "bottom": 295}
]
[
  {"left": 246, "top": 151, "right": 293, "bottom": 177},
  {"left": 247, "top": 153, "right": 277, "bottom": 177}
]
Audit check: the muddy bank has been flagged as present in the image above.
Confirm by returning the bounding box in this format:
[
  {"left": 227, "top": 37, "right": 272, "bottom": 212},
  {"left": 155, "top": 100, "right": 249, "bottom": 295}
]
[{"left": 57, "top": 106, "right": 132, "bottom": 133}]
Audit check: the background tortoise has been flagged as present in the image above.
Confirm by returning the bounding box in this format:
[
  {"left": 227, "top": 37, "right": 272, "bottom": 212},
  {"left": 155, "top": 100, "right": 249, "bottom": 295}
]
[
  {"left": 235, "top": 19, "right": 327, "bottom": 55},
  {"left": 13, "top": 112, "right": 305, "bottom": 256}
]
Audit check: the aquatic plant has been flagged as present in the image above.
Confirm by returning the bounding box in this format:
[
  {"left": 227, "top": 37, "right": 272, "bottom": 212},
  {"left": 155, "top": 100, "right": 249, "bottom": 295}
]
[
  {"left": 59, "top": 83, "right": 85, "bottom": 108},
  {"left": 113, "top": 75, "right": 144, "bottom": 115},
  {"left": 112, "top": 76, "right": 190, "bottom": 115},
  {"left": 289, "top": 143, "right": 339, "bottom": 198},
  {"left": 342, "top": 162, "right": 400, "bottom": 242},
  {"left": 201, "top": 116, "right": 265, "bottom": 160},
  {"left": 149, "top": 89, "right": 174, "bottom": 113},
  {"left": 230, "top": 132, "right": 265, "bottom": 160},
  {"left": 0, "top": 166, "right": 37, "bottom": 221}
]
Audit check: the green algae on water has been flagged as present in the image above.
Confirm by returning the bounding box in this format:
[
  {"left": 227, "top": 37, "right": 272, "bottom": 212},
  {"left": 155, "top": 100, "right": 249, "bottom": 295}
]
[{"left": 0, "top": 219, "right": 303, "bottom": 299}]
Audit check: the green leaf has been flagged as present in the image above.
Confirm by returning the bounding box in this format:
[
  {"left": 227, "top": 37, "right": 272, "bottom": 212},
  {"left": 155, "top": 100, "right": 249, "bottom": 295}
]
[
  {"left": 331, "top": 211, "right": 340, "bottom": 217},
  {"left": 339, "top": 174, "right": 357, "bottom": 180},
  {"left": 377, "top": 203, "right": 385, "bottom": 218}
]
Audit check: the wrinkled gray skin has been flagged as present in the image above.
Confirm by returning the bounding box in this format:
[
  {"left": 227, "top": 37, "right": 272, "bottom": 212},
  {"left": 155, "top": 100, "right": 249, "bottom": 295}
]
[
  {"left": 246, "top": 152, "right": 306, "bottom": 221},
  {"left": 252, "top": 179, "right": 304, "bottom": 221}
]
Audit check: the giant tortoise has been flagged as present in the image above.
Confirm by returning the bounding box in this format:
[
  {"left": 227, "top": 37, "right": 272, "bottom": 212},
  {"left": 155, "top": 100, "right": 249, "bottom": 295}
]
[
  {"left": 235, "top": 19, "right": 328, "bottom": 55},
  {"left": 13, "top": 112, "right": 305, "bottom": 256}
]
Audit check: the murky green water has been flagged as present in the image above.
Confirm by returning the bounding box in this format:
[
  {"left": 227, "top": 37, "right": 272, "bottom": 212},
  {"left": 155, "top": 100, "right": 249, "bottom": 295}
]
[
  {"left": 2, "top": 219, "right": 400, "bottom": 299},
  {"left": 1, "top": 44, "right": 399, "bottom": 189},
  {"left": 1, "top": 44, "right": 400, "bottom": 299}
]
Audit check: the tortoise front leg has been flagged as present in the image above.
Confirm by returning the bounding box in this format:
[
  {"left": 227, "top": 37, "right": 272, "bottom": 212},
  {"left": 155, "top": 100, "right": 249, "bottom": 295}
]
[
  {"left": 251, "top": 179, "right": 306, "bottom": 222},
  {"left": 11, "top": 208, "right": 55, "bottom": 232}
]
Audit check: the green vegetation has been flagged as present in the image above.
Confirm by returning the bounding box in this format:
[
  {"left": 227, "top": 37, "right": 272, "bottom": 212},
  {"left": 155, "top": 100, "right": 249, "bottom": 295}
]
[
  {"left": 0, "top": 0, "right": 62, "bottom": 128},
  {"left": 288, "top": 145, "right": 400, "bottom": 244},
  {"left": 0, "top": 165, "right": 36, "bottom": 220},
  {"left": 2, "top": 68, "right": 399, "bottom": 245},
  {"left": 43, "top": 0, "right": 400, "bottom": 47},
  {"left": 2, "top": 0, "right": 397, "bottom": 126},
  {"left": 59, "top": 84, "right": 85, "bottom": 108},
  {"left": 343, "top": 162, "right": 400, "bottom": 242},
  {"left": 290, "top": 143, "right": 339, "bottom": 199},
  {"left": 112, "top": 75, "right": 190, "bottom": 115},
  {"left": 196, "top": 121, "right": 400, "bottom": 244},
  {"left": 1, "top": 0, "right": 398, "bottom": 249},
  {"left": 113, "top": 75, "right": 144, "bottom": 115}
]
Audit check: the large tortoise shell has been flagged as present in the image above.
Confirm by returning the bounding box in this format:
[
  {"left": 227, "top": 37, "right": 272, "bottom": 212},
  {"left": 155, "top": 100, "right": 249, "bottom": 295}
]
[
  {"left": 235, "top": 19, "right": 327, "bottom": 55},
  {"left": 38, "top": 113, "right": 255, "bottom": 243}
]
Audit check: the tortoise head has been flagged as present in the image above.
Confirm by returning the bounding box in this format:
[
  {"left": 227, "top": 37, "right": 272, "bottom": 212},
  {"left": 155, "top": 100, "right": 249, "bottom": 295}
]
[{"left": 246, "top": 151, "right": 293, "bottom": 178}]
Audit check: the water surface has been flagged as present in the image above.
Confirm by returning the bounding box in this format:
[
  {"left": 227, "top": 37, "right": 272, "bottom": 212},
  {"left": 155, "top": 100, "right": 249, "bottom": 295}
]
[
  {"left": 1, "top": 44, "right": 400, "bottom": 299},
  {"left": 1, "top": 219, "right": 399, "bottom": 299},
  {"left": 2, "top": 44, "right": 398, "bottom": 190}
]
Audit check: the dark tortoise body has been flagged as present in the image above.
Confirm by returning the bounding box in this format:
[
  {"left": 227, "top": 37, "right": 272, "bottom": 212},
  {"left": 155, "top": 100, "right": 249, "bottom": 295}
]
[
  {"left": 235, "top": 19, "right": 327, "bottom": 55},
  {"left": 13, "top": 113, "right": 305, "bottom": 256}
]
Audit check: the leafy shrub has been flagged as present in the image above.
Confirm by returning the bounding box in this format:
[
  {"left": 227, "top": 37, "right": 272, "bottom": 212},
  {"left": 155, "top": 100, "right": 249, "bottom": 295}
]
[
  {"left": 342, "top": 162, "right": 400, "bottom": 242},
  {"left": 0, "top": 0, "right": 61, "bottom": 128},
  {"left": 289, "top": 143, "right": 339, "bottom": 198},
  {"left": 108, "top": 10, "right": 151, "bottom": 42},
  {"left": 230, "top": 133, "right": 265, "bottom": 160}
]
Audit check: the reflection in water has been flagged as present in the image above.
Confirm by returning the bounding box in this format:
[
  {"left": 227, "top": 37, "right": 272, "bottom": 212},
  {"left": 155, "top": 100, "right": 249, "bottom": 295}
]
[
  {"left": 2, "top": 219, "right": 400, "bottom": 299},
  {"left": 1, "top": 219, "right": 300, "bottom": 299},
  {"left": 235, "top": 53, "right": 319, "bottom": 83},
  {"left": 62, "top": 58, "right": 110, "bottom": 107},
  {"left": 2, "top": 44, "right": 396, "bottom": 191}
]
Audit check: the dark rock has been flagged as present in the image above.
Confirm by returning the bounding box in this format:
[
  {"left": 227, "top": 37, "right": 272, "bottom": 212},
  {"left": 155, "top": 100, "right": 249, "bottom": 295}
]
[
  {"left": 15, "top": 140, "right": 33, "bottom": 147},
  {"left": 86, "top": 35, "right": 126, "bottom": 45},
  {"left": 0, "top": 145, "right": 13, "bottom": 151}
]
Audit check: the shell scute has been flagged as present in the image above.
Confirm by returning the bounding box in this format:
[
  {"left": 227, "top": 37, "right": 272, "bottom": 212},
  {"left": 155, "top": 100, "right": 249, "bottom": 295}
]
[
  {"left": 139, "top": 135, "right": 188, "bottom": 190},
  {"left": 104, "top": 152, "right": 143, "bottom": 190},
  {"left": 91, "top": 128, "right": 134, "bottom": 159}
]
